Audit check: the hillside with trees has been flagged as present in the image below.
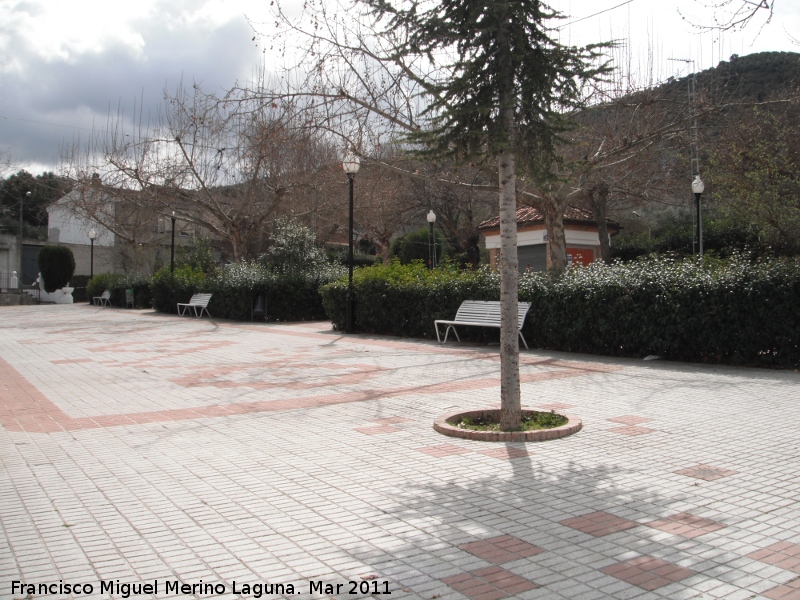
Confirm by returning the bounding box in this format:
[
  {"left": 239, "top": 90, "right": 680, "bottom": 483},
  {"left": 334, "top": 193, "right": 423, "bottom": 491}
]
[{"left": 592, "top": 51, "right": 800, "bottom": 260}]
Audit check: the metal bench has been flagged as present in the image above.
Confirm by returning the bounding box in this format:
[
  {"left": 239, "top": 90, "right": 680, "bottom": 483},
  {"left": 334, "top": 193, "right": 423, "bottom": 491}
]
[
  {"left": 434, "top": 300, "right": 532, "bottom": 349},
  {"left": 177, "top": 293, "right": 212, "bottom": 318},
  {"left": 93, "top": 290, "right": 111, "bottom": 306}
]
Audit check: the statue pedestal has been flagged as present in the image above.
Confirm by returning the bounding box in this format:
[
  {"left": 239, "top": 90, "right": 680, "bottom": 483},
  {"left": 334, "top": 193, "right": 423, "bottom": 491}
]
[{"left": 37, "top": 274, "right": 74, "bottom": 304}]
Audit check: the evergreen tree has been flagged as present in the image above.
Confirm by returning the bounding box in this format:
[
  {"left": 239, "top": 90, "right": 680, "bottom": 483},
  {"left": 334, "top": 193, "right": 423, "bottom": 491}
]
[{"left": 361, "top": 0, "right": 607, "bottom": 429}]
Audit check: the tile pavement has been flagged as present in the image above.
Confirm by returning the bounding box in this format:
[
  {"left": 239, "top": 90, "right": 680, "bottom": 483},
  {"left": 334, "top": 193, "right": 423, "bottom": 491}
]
[{"left": 0, "top": 304, "right": 799, "bottom": 599}]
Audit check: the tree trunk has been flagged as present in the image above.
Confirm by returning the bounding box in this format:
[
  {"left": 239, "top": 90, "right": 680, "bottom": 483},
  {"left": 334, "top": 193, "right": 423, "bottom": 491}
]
[
  {"left": 230, "top": 230, "right": 245, "bottom": 263},
  {"left": 542, "top": 197, "right": 567, "bottom": 272},
  {"left": 497, "top": 149, "right": 521, "bottom": 430},
  {"left": 589, "top": 182, "right": 612, "bottom": 263},
  {"left": 495, "top": 8, "right": 521, "bottom": 431}
]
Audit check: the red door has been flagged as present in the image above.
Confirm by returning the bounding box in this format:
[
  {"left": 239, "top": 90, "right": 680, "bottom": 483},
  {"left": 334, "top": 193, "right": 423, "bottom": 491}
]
[{"left": 566, "top": 247, "right": 595, "bottom": 267}]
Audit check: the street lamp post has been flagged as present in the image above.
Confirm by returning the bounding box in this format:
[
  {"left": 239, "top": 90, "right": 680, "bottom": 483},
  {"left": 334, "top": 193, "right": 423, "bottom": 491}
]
[
  {"left": 88, "top": 229, "right": 97, "bottom": 279},
  {"left": 427, "top": 210, "right": 437, "bottom": 269},
  {"left": 19, "top": 191, "right": 30, "bottom": 285},
  {"left": 342, "top": 154, "right": 360, "bottom": 334},
  {"left": 170, "top": 211, "right": 177, "bottom": 274},
  {"left": 692, "top": 175, "right": 704, "bottom": 259}
]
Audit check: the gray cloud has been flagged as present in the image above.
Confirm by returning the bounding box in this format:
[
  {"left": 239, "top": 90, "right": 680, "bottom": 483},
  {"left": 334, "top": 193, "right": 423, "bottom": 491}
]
[{"left": 0, "top": 6, "right": 265, "bottom": 171}]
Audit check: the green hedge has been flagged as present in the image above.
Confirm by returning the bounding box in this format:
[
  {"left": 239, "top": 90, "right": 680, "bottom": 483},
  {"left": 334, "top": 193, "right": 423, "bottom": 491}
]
[
  {"left": 71, "top": 275, "right": 91, "bottom": 303},
  {"left": 321, "top": 256, "right": 800, "bottom": 368},
  {"left": 321, "top": 261, "right": 501, "bottom": 338},
  {"left": 38, "top": 245, "right": 75, "bottom": 292},
  {"left": 86, "top": 273, "right": 152, "bottom": 308},
  {"left": 520, "top": 254, "right": 800, "bottom": 368},
  {"left": 150, "top": 262, "right": 344, "bottom": 322},
  {"left": 151, "top": 266, "right": 206, "bottom": 313}
]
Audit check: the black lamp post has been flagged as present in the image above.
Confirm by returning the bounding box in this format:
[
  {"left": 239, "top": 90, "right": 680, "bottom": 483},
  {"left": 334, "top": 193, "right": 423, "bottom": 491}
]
[
  {"left": 342, "top": 153, "right": 360, "bottom": 333},
  {"left": 170, "top": 210, "right": 177, "bottom": 273},
  {"left": 427, "top": 209, "right": 437, "bottom": 269},
  {"left": 88, "top": 228, "right": 97, "bottom": 278},
  {"left": 19, "top": 191, "right": 30, "bottom": 284},
  {"left": 692, "top": 175, "right": 704, "bottom": 259}
]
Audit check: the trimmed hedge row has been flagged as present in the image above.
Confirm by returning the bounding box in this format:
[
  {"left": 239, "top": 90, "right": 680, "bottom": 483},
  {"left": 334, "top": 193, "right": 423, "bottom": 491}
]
[
  {"left": 321, "top": 256, "right": 800, "bottom": 368},
  {"left": 522, "top": 254, "right": 800, "bottom": 368},
  {"left": 150, "top": 262, "right": 345, "bottom": 322},
  {"left": 85, "top": 272, "right": 152, "bottom": 308},
  {"left": 321, "top": 261, "right": 501, "bottom": 338}
]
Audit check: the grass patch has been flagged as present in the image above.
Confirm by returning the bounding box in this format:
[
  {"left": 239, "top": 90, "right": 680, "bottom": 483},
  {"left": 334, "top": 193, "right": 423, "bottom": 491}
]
[{"left": 456, "top": 411, "right": 568, "bottom": 432}]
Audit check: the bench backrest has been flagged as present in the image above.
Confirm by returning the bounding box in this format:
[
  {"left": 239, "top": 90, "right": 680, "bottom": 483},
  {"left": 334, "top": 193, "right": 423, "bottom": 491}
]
[
  {"left": 454, "top": 300, "right": 531, "bottom": 330},
  {"left": 189, "top": 293, "right": 212, "bottom": 307}
]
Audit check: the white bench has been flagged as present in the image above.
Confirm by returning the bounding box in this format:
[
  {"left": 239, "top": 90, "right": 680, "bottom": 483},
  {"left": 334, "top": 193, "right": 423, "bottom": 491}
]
[
  {"left": 93, "top": 290, "right": 111, "bottom": 306},
  {"left": 435, "top": 300, "right": 532, "bottom": 349},
  {"left": 177, "top": 293, "right": 212, "bottom": 318}
]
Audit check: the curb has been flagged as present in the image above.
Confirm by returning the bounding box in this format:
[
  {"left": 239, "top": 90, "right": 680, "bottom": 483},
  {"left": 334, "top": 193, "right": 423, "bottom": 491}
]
[{"left": 433, "top": 408, "right": 582, "bottom": 442}]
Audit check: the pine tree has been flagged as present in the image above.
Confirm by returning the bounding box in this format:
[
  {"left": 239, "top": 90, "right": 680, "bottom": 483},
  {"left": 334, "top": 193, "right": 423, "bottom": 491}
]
[{"left": 363, "top": 0, "right": 608, "bottom": 429}]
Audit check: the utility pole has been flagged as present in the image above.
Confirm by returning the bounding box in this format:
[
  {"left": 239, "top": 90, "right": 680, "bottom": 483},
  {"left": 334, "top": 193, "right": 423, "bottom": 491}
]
[{"left": 670, "top": 59, "right": 702, "bottom": 256}]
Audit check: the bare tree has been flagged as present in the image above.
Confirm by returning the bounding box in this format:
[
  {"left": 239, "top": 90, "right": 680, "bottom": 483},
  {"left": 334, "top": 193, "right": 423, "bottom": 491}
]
[
  {"left": 253, "top": 0, "right": 606, "bottom": 430},
  {"left": 63, "top": 84, "right": 337, "bottom": 263},
  {"left": 681, "top": 0, "right": 774, "bottom": 31}
]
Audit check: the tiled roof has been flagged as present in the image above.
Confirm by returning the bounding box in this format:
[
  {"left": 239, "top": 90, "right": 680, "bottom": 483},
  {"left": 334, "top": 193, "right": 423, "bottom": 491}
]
[{"left": 478, "top": 205, "right": 619, "bottom": 230}]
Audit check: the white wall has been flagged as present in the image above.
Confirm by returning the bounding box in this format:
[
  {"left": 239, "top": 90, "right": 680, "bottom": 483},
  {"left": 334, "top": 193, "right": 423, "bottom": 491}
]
[
  {"left": 47, "top": 204, "right": 114, "bottom": 247},
  {"left": 484, "top": 228, "right": 600, "bottom": 249}
]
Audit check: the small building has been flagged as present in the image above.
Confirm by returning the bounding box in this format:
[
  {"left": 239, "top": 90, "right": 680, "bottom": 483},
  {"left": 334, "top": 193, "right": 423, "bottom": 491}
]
[
  {"left": 47, "top": 184, "right": 203, "bottom": 276},
  {"left": 47, "top": 193, "right": 117, "bottom": 277},
  {"left": 479, "top": 206, "right": 620, "bottom": 272}
]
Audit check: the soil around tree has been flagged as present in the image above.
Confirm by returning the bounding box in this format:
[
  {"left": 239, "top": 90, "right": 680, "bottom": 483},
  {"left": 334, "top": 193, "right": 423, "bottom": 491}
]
[{"left": 434, "top": 409, "right": 582, "bottom": 442}]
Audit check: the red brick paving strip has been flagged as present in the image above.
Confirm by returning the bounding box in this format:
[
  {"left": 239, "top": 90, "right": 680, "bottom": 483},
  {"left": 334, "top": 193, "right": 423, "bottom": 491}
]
[
  {"left": 674, "top": 464, "right": 739, "bottom": 481},
  {"left": 608, "top": 425, "right": 656, "bottom": 436},
  {"left": 762, "top": 576, "right": 800, "bottom": 600},
  {"left": 1, "top": 352, "right": 611, "bottom": 433},
  {"left": 51, "top": 358, "right": 94, "bottom": 364},
  {"left": 601, "top": 556, "right": 696, "bottom": 591},
  {"left": 459, "top": 535, "right": 545, "bottom": 564},
  {"left": 371, "top": 416, "right": 412, "bottom": 425},
  {"left": 748, "top": 542, "right": 800, "bottom": 573},
  {"left": 416, "top": 444, "right": 472, "bottom": 457},
  {"left": 354, "top": 425, "right": 402, "bottom": 435},
  {"left": 646, "top": 512, "right": 726, "bottom": 538},
  {"left": 442, "top": 566, "right": 538, "bottom": 599},
  {"left": 559, "top": 511, "right": 639, "bottom": 537},
  {"left": 607, "top": 415, "right": 653, "bottom": 425}
]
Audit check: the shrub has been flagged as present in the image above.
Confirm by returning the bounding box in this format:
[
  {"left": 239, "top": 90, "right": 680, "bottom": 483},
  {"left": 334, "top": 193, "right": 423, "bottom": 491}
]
[
  {"left": 321, "top": 260, "right": 499, "bottom": 337},
  {"left": 86, "top": 272, "right": 152, "bottom": 308},
  {"left": 149, "top": 260, "right": 344, "bottom": 322},
  {"left": 37, "top": 245, "right": 75, "bottom": 292},
  {"left": 321, "top": 255, "right": 800, "bottom": 368},
  {"left": 178, "top": 237, "right": 219, "bottom": 275},
  {"left": 71, "top": 274, "right": 91, "bottom": 303},
  {"left": 151, "top": 266, "right": 206, "bottom": 314},
  {"left": 204, "top": 262, "right": 337, "bottom": 322},
  {"left": 390, "top": 227, "right": 445, "bottom": 265},
  {"left": 260, "top": 218, "right": 331, "bottom": 274},
  {"left": 519, "top": 253, "right": 800, "bottom": 368}
]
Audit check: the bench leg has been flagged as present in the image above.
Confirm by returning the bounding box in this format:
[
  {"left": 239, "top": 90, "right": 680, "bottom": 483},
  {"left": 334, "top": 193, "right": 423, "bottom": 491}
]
[
  {"left": 442, "top": 325, "right": 460, "bottom": 344},
  {"left": 518, "top": 331, "right": 529, "bottom": 350}
]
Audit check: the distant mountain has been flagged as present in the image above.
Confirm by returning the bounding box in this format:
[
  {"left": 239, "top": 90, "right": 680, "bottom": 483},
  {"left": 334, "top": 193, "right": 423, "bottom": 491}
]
[{"left": 661, "top": 51, "right": 800, "bottom": 103}]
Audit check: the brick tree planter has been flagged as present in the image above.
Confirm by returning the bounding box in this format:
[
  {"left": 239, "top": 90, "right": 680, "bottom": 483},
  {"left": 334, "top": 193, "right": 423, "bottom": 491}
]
[{"left": 434, "top": 409, "right": 582, "bottom": 442}]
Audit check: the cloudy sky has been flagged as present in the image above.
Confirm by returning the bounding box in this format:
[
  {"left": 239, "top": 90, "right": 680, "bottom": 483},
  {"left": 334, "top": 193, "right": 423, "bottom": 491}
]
[{"left": 1, "top": 0, "right": 798, "bottom": 175}]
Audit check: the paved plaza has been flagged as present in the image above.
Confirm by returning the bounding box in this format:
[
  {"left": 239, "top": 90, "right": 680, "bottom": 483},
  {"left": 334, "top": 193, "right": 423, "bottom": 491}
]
[{"left": 1, "top": 304, "right": 799, "bottom": 600}]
